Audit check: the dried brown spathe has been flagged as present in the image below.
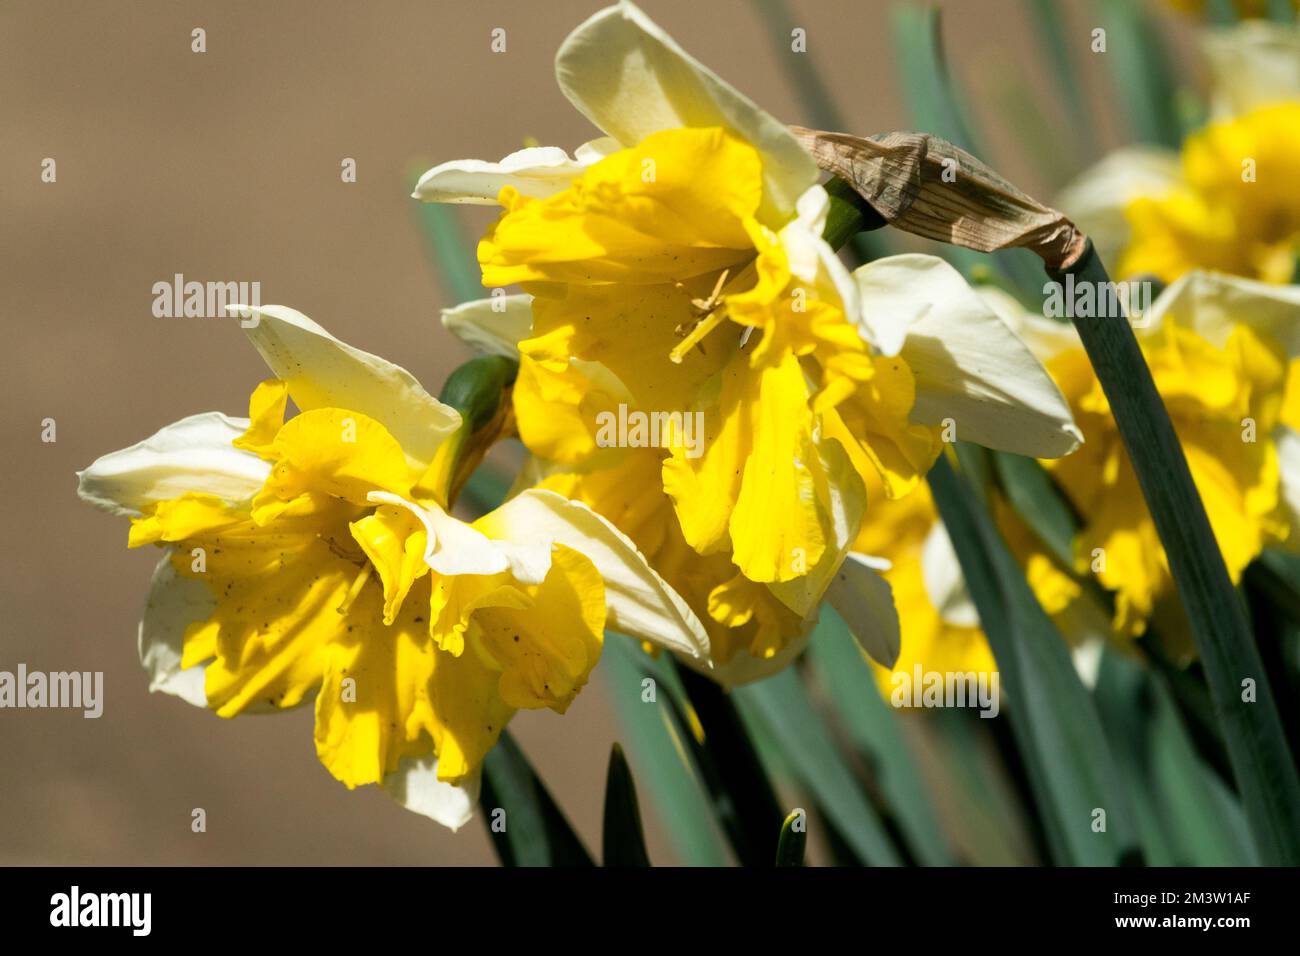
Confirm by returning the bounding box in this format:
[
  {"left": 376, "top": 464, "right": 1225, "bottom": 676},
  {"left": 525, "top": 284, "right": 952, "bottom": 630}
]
[{"left": 792, "top": 127, "right": 1087, "bottom": 270}]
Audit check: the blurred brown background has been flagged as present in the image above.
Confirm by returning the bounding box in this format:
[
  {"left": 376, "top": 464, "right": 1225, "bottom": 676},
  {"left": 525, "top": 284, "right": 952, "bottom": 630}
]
[{"left": 0, "top": 0, "right": 1192, "bottom": 865}]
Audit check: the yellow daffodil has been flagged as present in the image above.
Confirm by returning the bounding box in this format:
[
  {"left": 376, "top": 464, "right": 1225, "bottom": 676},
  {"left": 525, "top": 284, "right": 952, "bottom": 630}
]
[
  {"left": 439, "top": 253, "right": 1081, "bottom": 684},
  {"left": 854, "top": 271, "right": 1300, "bottom": 691},
  {"left": 851, "top": 451, "right": 1111, "bottom": 697},
  {"left": 1060, "top": 22, "right": 1300, "bottom": 284},
  {"left": 850, "top": 470, "right": 993, "bottom": 691},
  {"left": 418, "top": 2, "right": 1081, "bottom": 684},
  {"left": 1119, "top": 102, "right": 1300, "bottom": 284},
  {"left": 999, "top": 276, "right": 1300, "bottom": 652},
  {"left": 78, "top": 305, "right": 708, "bottom": 829}
]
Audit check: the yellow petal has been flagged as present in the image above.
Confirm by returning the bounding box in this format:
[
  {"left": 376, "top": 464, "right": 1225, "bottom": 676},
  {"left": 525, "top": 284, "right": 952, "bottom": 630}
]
[
  {"left": 471, "top": 545, "right": 606, "bottom": 712},
  {"left": 232, "top": 378, "right": 290, "bottom": 460},
  {"left": 349, "top": 504, "right": 430, "bottom": 626},
  {"left": 128, "top": 492, "right": 247, "bottom": 548},
  {"left": 479, "top": 127, "right": 762, "bottom": 287},
  {"left": 257, "top": 408, "right": 414, "bottom": 509}
]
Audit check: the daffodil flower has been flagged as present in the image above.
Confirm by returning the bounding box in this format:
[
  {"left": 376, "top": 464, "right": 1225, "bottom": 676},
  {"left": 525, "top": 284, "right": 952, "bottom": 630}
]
[
  {"left": 851, "top": 449, "right": 1112, "bottom": 696},
  {"left": 1041, "top": 274, "right": 1300, "bottom": 646},
  {"left": 418, "top": 1, "right": 1081, "bottom": 683},
  {"left": 78, "top": 305, "right": 708, "bottom": 829},
  {"left": 1059, "top": 21, "right": 1300, "bottom": 284},
  {"left": 439, "top": 251, "right": 1082, "bottom": 684},
  {"left": 929, "top": 275, "right": 1300, "bottom": 655},
  {"left": 848, "top": 270, "right": 1300, "bottom": 691}
]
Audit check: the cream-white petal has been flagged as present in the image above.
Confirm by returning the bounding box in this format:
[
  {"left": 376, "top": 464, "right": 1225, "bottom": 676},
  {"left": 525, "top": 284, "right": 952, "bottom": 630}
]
[
  {"left": 977, "top": 286, "right": 1083, "bottom": 366},
  {"left": 228, "top": 304, "right": 461, "bottom": 468},
  {"left": 1203, "top": 21, "right": 1300, "bottom": 117},
  {"left": 138, "top": 551, "right": 213, "bottom": 708},
  {"left": 854, "top": 255, "right": 1082, "bottom": 458},
  {"left": 554, "top": 0, "right": 818, "bottom": 223},
  {"left": 366, "top": 492, "right": 550, "bottom": 584},
  {"left": 574, "top": 136, "right": 622, "bottom": 164},
  {"left": 1276, "top": 426, "right": 1300, "bottom": 542},
  {"left": 478, "top": 489, "right": 711, "bottom": 661},
  {"left": 137, "top": 551, "right": 304, "bottom": 715},
  {"left": 921, "top": 521, "right": 980, "bottom": 629},
  {"left": 383, "top": 758, "right": 479, "bottom": 831},
  {"left": 1055, "top": 146, "right": 1180, "bottom": 268},
  {"left": 412, "top": 146, "right": 588, "bottom": 205},
  {"left": 825, "top": 551, "right": 901, "bottom": 670},
  {"left": 777, "top": 187, "right": 862, "bottom": 328},
  {"left": 77, "top": 411, "right": 269, "bottom": 517},
  {"left": 684, "top": 626, "right": 812, "bottom": 689},
  {"left": 1142, "top": 271, "right": 1300, "bottom": 357},
  {"left": 441, "top": 294, "right": 534, "bottom": 359}
]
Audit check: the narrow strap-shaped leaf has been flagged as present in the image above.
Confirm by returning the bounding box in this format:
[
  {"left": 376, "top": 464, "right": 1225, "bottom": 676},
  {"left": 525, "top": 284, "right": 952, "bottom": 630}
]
[
  {"left": 990, "top": 450, "right": 1079, "bottom": 568},
  {"left": 412, "top": 197, "right": 485, "bottom": 305},
  {"left": 602, "top": 744, "right": 652, "bottom": 867},
  {"left": 479, "top": 730, "right": 594, "bottom": 867},
  {"left": 930, "top": 709, "right": 1041, "bottom": 865},
  {"left": 1269, "top": 0, "right": 1298, "bottom": 24},
  {"left": 1050, "top": 242, "right": 1300, "bottom": 865},
  {"left": 775, "top": 811, "right": 807, "bottom": 867},
  {"left": 888, "top": 3, "right": 984, "bottom": 279},
  {"left": 676, "top": 664, "right": 785, "bottom": 866},
  {"left": 1096, "top": 0, "right": 1182, "bottom": 149},
  {"left": 808, "top": 611, "right": 955, "bottom": 865},
  {"left": 928, "top": 453, "right": 1140, "bottom": 865},
  {"left": 888, "top": 4, "right": 1046, "bottom": 297},
  {"left": 1023, "top": 0, "right": 1096, "bottom": 155},
  {"left": 734, "top": 668, "right": 903, "bottom": 866},
  {"left": 1095, "top": 648, "right": 1258, "bottom": 865},
  {"left": 602, "top": 638, "right": 729, "bottom": 865},
  {"left": 1206, "top": 0, "right": 1240, "bottom": 26}
]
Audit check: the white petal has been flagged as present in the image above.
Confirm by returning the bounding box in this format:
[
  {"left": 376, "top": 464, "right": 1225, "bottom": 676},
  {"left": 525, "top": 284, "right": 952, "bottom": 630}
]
[
  {"left": 136, "top": 551, "right": 295, "bottom": 715},
  {"left": 854, "top": 255, "right": 1082, "bottom": 458},
  {"left": 977, "top": 286, "right": 1082, "bottom": 366},
  {"left": 441, "top": 294, "right": 534, "bottom": 359},
  {"left": 554, "top": 0, "right": 818, "bottom": 222},
  {"left": 825, "top": 551, "right": 901, "bottom": 669},
  {"left": 1276, "top": 427, "right": 1300, "bottom": 539},
  {"left": 1203, "top": 21, "right": 1300, "bottom": 117},
  {"left": 77, "top": 411, "right": 269, "bottom": 516},
  {"left": 478, "top": 489, "right": 711, "bottom": 660},
  {"left": 228, "top": 304, "right": 461, "bottom": 468},
  {"left": 685, "top": 627, "right": 812, "bottom": 689},
  {"left": 777, "top": 187, "right": 861, "bottom": 326},
  {"left": 1055, "top": 146, "right": 1180, "bottom": 268},
  {"left": 383, "top": 757, "right": 479, "bottom": 831},
  {"left": 921, "top": 521, "right": 979, "bottom": 628},
  {"left": 574, "top": 136, "right": 622, "bottom": 164},
  {"left": 1143, "top": 271, "right": 1300, "bottom": 357},
  {"left": 1071, "top": 637, "right": 1106, "bottom": 691},
  {"left": 138, "top": 551, "right": 213, "bottom": 708},
  {"left": 412, "top": 146, "right": 588, "bottom": 205},
  {"left": 367, "top": 492, "right": 550, "bottom": 584}
]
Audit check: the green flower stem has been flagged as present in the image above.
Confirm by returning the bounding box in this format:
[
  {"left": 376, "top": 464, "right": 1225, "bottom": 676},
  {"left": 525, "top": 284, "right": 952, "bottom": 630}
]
[
  {"left": 821, "top": 175, "right": 887, "bottom": 251},
  {"left": 1049, "top": 241, "right": 1300, "bottom": 865}
]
